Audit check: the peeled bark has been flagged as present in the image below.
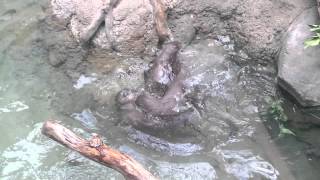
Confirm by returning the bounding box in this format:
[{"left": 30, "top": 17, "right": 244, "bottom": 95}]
[
  {"left": 149, "top": 0, "right": 172, "bottom": 41},
  {"left": 42, "top": 120, "right": 158, "bottom": 180}
]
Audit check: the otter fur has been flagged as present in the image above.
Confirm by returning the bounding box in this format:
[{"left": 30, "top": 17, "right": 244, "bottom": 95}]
[{"left": 117, "top": 41, "right": 194, "bottom": 129}]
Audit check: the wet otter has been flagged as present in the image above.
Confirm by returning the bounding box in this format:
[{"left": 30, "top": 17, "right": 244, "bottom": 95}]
[
  {"left": 116, "top": 88, "right": 193, "bottom": 130},
  {"left": 144, "top": 41, "right": 181, "bottom": 95},
  {"left": 116, "top": 41, "right": 196, "bottom": 129},
  {"left": 137, "top": 71, "right": 189, "bottom": 116},
  {"left": 116, "top": 88, "right": 146, "bottom": 128}
]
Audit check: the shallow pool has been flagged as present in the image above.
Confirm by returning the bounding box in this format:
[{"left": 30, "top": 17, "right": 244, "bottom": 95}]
[{"left": 0, "top": 0, "right": 319, "bottom": 180}]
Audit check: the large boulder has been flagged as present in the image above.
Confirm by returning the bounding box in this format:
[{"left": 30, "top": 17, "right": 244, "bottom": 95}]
[
  {"left": 51, "top": 0, "right": 178, "bottom": 55},
  {"left": 278, "top": 7, "right": 320, "bottom": 107},
  {"left": 168, "top": 0, "right": 313, "bottom": 64},
  {"left": 49, "top": 0, "right": 314, "bottom": 62}
]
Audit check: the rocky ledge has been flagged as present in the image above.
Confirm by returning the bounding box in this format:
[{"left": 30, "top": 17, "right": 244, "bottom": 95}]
[
  {"left": 51, "top": 0, "right": 177, "bottom": 55},
  {"left": 278, "top": 7, "right": 320, "bottom": 107},
  {"left": 48, "top": 0, "right": 313, "bottom": 61}
]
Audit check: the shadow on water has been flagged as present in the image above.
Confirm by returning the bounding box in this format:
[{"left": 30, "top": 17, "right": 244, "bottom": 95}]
[{"left": 0, "top": 0, "right": 320, "bottom": 180}]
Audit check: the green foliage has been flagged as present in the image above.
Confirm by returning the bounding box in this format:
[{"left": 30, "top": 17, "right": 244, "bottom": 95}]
[
  {"left": 304, "top": 24, "right": 320, "bottom": 48},
  {"left": 266, "top": 99, "right": 295, "bottom": 137},
  {"left": 269, "top": 100, "right": 288, "bottom": 123},
  {"left": 279, "top": 124, "right": 296, "bottom": 137}
]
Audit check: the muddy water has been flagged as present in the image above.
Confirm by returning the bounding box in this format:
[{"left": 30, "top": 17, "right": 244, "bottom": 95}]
[{"left": 0, "top": 0, "right": 319, "bottom": 180}]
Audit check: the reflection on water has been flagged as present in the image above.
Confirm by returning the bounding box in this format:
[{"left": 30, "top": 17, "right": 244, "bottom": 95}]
[{"left": 0, "top": 0, "right": 319, "bottom": 180}]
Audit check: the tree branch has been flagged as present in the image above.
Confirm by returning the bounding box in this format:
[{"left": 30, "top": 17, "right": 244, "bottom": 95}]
[
  {"left": 42, "top": 120, "right": 158, "bottom": 180},
  {"left": 150, "top": 0, "right": 173, "bottom": 42}
]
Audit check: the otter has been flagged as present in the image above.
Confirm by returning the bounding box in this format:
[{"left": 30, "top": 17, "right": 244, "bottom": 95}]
[
  {"left": 116, "top": 41, "right": 195, "bottom": 129},
  {"left": 116, "top": 89, "right": 145, "bottom": 127},
  {"left": 116, "top": 88, "right": 192, "bottom": 130},
  {"left": 144, "top": 41, "right": 182, "bottom": 95},
  {"left": 137, "top": 71, "right": 189, "bottom": 116}
]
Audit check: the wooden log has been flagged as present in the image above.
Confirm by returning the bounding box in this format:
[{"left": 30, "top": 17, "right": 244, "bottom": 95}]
[
  {"left": 42, "top": 120, "right": 158, "bottom": 180},
  {"left": 149, "top": 0, "right": 173, "bottom": 42}
]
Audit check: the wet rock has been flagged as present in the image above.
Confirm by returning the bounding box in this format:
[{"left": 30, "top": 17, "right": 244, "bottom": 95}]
[
  {"left": 39, "top": 13, "right": 88, "bottom": 72},
  {"left": 168, "top": 0, "right": 313, "bottom": 64},
  {"left": 278, "top": 7, "right": 320, "bottom": 107},
  {"left": 46, "top": 0, "right": 313, "bottom": 65},
  {"left": 109, "top": 0, "right": 156, "bottom": 54},
  {"left": 168, "top": 14, "right": 196, "bottom": 46},
  {"left": 50, "top": 0, "right": 178, "bottom": 55}
]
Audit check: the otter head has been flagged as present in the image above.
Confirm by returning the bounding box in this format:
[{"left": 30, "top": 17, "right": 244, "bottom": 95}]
[{"left": 116, "top": 88, "right": 140, "bottom": 105}]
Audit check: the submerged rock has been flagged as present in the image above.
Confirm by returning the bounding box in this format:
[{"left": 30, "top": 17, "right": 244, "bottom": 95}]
[{"left": 278, "top": 7, "right": 320, "bottom": 107}]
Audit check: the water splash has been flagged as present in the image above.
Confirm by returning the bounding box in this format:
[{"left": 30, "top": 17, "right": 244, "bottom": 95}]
[{"left": 73, "top": 74, "right": 97, "bottom": 89}]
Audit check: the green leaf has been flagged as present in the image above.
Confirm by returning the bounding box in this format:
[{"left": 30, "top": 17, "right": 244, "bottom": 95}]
[
  {"left": 310, "top": 27, "right": 320, "bottom": 32},
  {"left": 305, "top": 24, "right": 320, "bottom": 48},
  {"left": 304, "top": 38, "right": 320, "bottom": 48},
  {"left": 279, "top": 126, "right": 296, "bottom": 136},
  {"left": 309, "top": 24, "right": 320, "bottom": 31},
  {"left": 308, "top": 24, "right": 320, "bottom": 28}
]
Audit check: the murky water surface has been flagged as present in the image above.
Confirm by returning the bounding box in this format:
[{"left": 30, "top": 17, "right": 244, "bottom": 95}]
[{"left": 1, "top": 0, "right": 320, "bottom": 180}]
